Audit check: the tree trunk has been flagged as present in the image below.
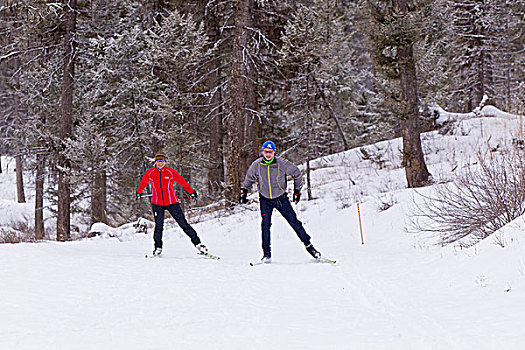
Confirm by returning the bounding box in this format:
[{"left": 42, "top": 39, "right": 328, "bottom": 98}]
[
  {"left": 504, "top": 14, "right": 511, "bottom": 110},
  {"left": 205, "top": 10, "right": 225, "bottom": 196},
  {"left": 57, "top": 0, "right": 77, "bottom": 241},
  {"left": 226, "top": 0, "right": 254, "bottom": 205},
  {"left": 306, "top": 106, "right": 313, "bottom": 201},
  {"left": 395, "top": 0, "right": 430, "bottom": 188},
  {"left": 12, "top": 60, "right": 25, "bottom": 203},
  {"left": 472, "top": 2, "right": 486, "bottom": 108},
  {"left": 151, "top": 0, "right": 166, "bottom": 155},
  {"left": 208, "top": 94, "right": 225, "bottom": 197},
  {"left": 312, "top": 73, "right": 349, "bottom": 150},
  {"left": 239, "top": 0, "right": 258, "bottom": 175},
  {"left": 400, "top": 116, "right": 430, "bottom": 187},
  {"left": 209, "top": 108, "right": 225, "bottom": 195},
  {"left": 91, "top": 169, "right": 108, "bottom": 225},
  {"left": 16, "top": 153, "right": 26, "bottom": 203},
  {"left": 306, "top": 159, "right": 312, "bottom": 200},
  {"left": 35, "top": 153, "right": 45, "bottom": 240}
]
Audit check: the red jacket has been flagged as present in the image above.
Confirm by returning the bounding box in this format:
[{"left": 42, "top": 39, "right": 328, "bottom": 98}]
[{"left": 136, "top": 166, "right": 194, "bottom": 205}]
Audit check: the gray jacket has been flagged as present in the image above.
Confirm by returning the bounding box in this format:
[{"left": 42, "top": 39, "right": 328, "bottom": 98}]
[{"left": 242, "top": 157, "right": 304, "bottom": 199}]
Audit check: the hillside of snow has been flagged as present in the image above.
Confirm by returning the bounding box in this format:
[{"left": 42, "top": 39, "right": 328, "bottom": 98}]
[{"left": 1, "top": 109, "right": 525, "bottom": 349}]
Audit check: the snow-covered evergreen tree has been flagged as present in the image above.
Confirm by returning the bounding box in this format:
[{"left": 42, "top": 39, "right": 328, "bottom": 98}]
[
  {"left": 412, "top": 0, "right": 454, "bottom": 111},
  {"left": 488, "top": 0, "right": 524, "bottom": 112},
  {"left": 279, "top": 1, "right": 388, "bottom": 164},
  {"left": 446, "top": 0, "right": 524, "bottom": 112},
  {"left": 1, "top": 1, "right": 65, "bottom": 237},
  {"left": 363, "top": 0, "right": 431, "bottom": 187},
  {"left": 70, "top": 4, "right": 211, "bottom": 223}
]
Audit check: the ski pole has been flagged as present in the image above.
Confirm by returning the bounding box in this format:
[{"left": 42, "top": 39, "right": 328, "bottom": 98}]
[{"left": 357, "top": 203, "right": 364, "bottom": 245}]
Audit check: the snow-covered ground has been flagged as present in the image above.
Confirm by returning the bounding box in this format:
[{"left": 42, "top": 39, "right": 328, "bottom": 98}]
[{"left": 1, "top": 109, "right": 525, "bottom": 349}]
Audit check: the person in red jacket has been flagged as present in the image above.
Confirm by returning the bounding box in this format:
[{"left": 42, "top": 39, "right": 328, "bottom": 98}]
[{"left": 136, "top": 152, "right": 207, "bottom": 256}]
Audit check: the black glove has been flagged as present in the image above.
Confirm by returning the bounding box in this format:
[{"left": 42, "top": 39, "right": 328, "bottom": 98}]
[
  {"left": 292, "top": 189, "right": 301, "bottom": 204},
  {"left": 190, "top": 190, "right": 198, "bottom": 201},
  {"left": 136, "top": 193, "right": 142, "bottom": 200},
  {"left": 240, "top": 188, "right": 248, "bottom": 204}
]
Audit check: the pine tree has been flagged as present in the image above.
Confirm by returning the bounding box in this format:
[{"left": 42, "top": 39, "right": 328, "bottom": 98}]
[
  {"left": 202, "top": 1, "right": 227, "bottom": 197},
  {"left": 278, "top": 1, "right": 392, "bottom": 195},
  {"left": 79, "top": 14, "right": 152, "bottom": 223},
  {"left": 364, "top": 0, "right": 431, "bottom": 187},
  {"left": 446, "top": 0, "right": 494, "bottom": 111},
  {"left": 412, "top": 0, "right": 453, "bottom": 111},
  {"left": 445, "top": 0, "right": 524, "bottom": 112},
  {"left": 68, "top": 3, "right": 212, "bottom": 223},
  {"left": 56, "top": 0, "right": 78, "bottom": 241},
  {"left": 487, "top": 0, "right": 524, "bottom": 111},
  {"left": 1, "top": 1, "right": 64, "bottom": 238}
]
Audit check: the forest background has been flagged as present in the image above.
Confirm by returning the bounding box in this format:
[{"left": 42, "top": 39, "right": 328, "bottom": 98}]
[{"left": 0, "top": 0, "right": 523, "bottom": 240}]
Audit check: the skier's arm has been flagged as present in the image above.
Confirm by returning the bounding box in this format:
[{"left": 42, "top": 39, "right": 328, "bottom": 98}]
[
  {"left": 136, "top": 170, "right": 151, "bottom": 194},
  {"left": 171, "top": 168, "right": 195, "bottom": 194},
  {"left": 281, "top": 159, "right": 304, "bottom": 191},
  {"left": 242, "top": 161, "right": 259, "bottom": 190}
]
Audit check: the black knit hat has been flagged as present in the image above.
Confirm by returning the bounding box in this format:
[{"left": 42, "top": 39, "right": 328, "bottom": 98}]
[{"left": 155, "top": 152, "right": 167, "bottom": 161}]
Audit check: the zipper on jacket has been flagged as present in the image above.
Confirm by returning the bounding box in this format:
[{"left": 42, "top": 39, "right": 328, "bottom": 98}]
[
  {"left": 158, "top": 168, "right": 165, "bottom": 205},
  {"left": 267, "top": 164, "right": 272, "bottom": 199}
]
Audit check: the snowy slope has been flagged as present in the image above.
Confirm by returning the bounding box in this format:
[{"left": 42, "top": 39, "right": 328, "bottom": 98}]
[
  {"left": 1, "top": 111, "right": 525, "bottom": 349},
  {"left": 0, "top": 157, "right": 36, "bottom": 225}
]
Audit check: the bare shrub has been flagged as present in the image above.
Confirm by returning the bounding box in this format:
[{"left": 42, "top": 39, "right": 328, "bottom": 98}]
[
  {"left": 359, "top": 146, "right": 386, "bottom": 169},
  {"left": 0, "top": 220, "right": 35, "bottom": 243},
  {"left": 377, "top": 194, "right": 396, "bottom": 212},
  {"left": 0, "top": 219, "right": 54, "bottom": 243},
  {"left": 411, "top": 148, "right": 525, "bottom": 246},
  {"left": 335, "top": 190, "right": 353, "bottom": 210},
  {"left": 375, "top": 175, "right": 399, "bottom": 212},
  {"left": 492, "top": 232, "right": 508, "bottom": 248}
]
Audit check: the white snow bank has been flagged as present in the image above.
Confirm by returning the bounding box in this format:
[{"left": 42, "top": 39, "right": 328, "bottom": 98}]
[
  {"left": 88, "top": 219, "right": 153, "bottom": 242},
  {"left": 433, "top": 104, "right": 521, "bottom": 124}
]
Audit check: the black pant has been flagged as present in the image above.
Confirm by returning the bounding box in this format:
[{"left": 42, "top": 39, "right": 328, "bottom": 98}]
[
  {"left": 152, "top": 203, "right": 201, "bottom": 249},
  {"left": 260, "top": 194, "right": 311, "bottom": 255}
]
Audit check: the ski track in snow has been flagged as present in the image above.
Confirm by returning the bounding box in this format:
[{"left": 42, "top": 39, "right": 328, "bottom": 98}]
[
  {"left": 339, "top": 257, "right": 462, "bottom": 349},
  {"left": 1, "top": 220, "right": 521, "bottom": 350}
]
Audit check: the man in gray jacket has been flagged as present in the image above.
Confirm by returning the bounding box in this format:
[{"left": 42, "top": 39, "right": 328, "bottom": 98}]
[{"left": 240, "top": 140, "right": 321, "bottom": 263}]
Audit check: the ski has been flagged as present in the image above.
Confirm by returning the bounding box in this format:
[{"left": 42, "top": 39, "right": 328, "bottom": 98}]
[
  {"left": 145, "top": 252, "right": 220, "bottom": 260},
  {"left": 198, "top": 251, "right": 220, "bottom": 260},
  {"left": 250, "top": 258, "right": 336, "bottom": 265},
  {"left": 317, "top": 257, "right": 336, "bottom": 264}
]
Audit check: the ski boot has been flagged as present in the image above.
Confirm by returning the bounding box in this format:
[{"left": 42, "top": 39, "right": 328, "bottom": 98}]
[
  {"left": 196, "top": 243, "right": 208, "bottom": 254},
  {"left": 261, "top": 251, "right": 272, "bottom": 264},
  {"left": 305, "top": 244, "right": 321, "bottom": 260},
  {"left": 153, "top": 247, "right": 163, "bottom": 256}
]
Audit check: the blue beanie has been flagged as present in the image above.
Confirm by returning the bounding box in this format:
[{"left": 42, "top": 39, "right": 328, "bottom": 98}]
[{"left": 262, "top": 140, "right": 276, "bottom": 151}]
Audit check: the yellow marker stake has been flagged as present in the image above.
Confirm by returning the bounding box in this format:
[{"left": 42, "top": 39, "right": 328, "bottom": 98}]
[{"left": 357, "top": 203, "right": 364, "bottom": 245}]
